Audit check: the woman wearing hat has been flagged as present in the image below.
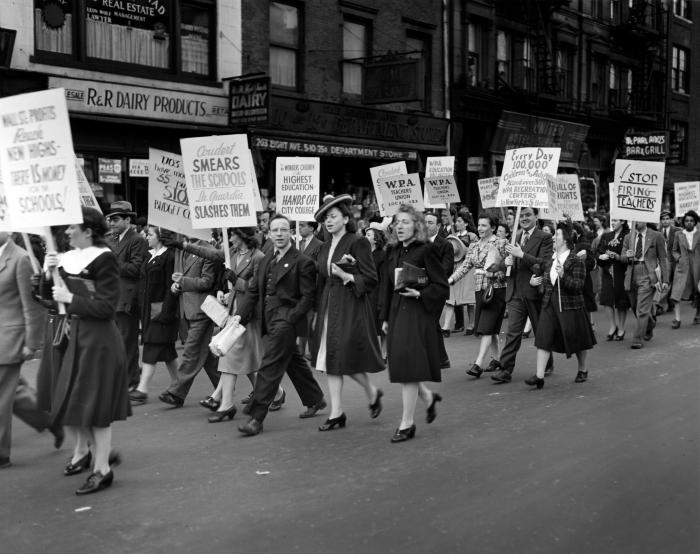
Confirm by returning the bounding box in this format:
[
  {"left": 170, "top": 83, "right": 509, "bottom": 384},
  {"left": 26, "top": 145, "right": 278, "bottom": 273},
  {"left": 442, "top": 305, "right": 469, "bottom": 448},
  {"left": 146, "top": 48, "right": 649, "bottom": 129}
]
[
  {"left": 165, "top": 227, "right": 266, "bottom": 422},
  {"left": 311, "top": 194, "right": 385, "bottom": 431}
]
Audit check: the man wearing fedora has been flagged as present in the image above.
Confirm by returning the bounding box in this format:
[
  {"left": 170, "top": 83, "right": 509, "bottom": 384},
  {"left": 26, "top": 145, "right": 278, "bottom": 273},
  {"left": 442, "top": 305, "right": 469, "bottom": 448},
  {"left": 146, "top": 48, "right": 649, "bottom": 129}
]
[{"left": 106, "top": 201, "right": 149, "bottom": 389}]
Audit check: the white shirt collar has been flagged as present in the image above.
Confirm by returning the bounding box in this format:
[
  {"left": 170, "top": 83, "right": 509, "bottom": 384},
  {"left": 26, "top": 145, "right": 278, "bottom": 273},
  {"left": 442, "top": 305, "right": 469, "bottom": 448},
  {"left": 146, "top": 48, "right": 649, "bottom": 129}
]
[
  {"left": 119, "top": 229, "right": 129, "bottom": 242},
  {"left": 0, "top": 240, "right": 8, "bottom": 260}
]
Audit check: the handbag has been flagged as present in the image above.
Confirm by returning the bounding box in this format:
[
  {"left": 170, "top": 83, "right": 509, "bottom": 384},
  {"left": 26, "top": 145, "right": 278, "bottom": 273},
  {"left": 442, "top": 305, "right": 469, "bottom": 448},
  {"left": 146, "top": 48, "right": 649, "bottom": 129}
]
[
  {"left": 209, "top": 318, "right": 247, "bottom": 357},
  {"left": 481, "top": 282, "right": 495, "bottom": 306},
  {"left": 52, "top": 315, "right": 70, "bottom": 353},
  {"left": 394, "top": 262, "right": 429, "bottom": 291}
]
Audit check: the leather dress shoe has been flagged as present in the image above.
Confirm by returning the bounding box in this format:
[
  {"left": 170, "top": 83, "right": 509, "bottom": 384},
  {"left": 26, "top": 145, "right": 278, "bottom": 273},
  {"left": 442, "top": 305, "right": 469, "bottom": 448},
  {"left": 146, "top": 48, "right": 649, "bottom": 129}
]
[
  {"left": 391, "top": 424, "right": 416, "bottom": 443},
  {"left": 524, "top": 375, "right": 545, "bottom": 389},
  {"left": 129, "top": 390, "right": 147, "bottom": 405},
  {"left": 0, "top": 458, "right": 11, "bottom": 469},
  {"left": 484, "top": 359, "right": 501, "bottom": 372},
  {"left": 643, "top": 329, "right": 653, "bottom": 341},
  {"left": 238, "top": 418, "right": 263, "bottom": 436},
  {"left": 208, "top": 405, "right": 237, "bottom": 423},
  {"left": 49, "top": 423, "right": 65, "bottom": 449},
  {"left": 491, "top": 369, "right": 512, "bottom": 383},
  {"left": 199, "top": 396, "right": 220, "bottom": 411},
  {"left": 426, "top": 393, "right": 442, "bottom": 424},
  {"left": 269, "top": 389, "right": 286, "bottom": 412},
  {"left": 574, "top": 371, "right": 588, "bottom": 383},
  {"left": 466, "top": 364, "right": 483, "bottom": 378},
  {"left": 158, "top": 391, "right": 184, "bottom": 408},
  {"left": 299, "top": 399, "right": 327, "bottom": 419},
  {"left": 369, "top": 389, "right": 383, "bottom": 419},
  {"left": 64, "top": 451, "right": 92, "bottom": 476},
  {"left": 75, "top": 470, "right": 114, "bottom": 495},
  {"left": 671, "top": 319, "right": 681, "bottom": 329}
]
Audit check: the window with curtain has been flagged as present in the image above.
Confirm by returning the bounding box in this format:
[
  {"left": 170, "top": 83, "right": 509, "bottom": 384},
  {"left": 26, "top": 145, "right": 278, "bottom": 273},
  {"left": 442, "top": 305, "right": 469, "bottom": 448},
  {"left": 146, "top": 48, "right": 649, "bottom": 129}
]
[
  {"left": 406, "top": 32, "right": 431, "bottom": 109},
  {"left": 180, "top": 2, "right": 213, "bottom": 75},
  {"left": 34, "top": 0, "right": 74, "bottom": 55},
  {"left": 672, "top": 45, "right": 689, "bottom": 93},
  {"left": 673, "top": 0, "right": 692, "bottom": 19},
  {"left": 270, "top": 2, "right": 300, "bottom": 88},
  {"left": 342, "top": 19, "right": 368, "bottom": 95},
  {"left": 609, "top": 63, "right": 618, "bottom": 107},
  {"left": 467, "top": 22, "right": 480, "bottom": 87},
  {"left": 669, "top": 120, "right": 688, "bottom": 164},
  {"left": 556, "top": 47, "right": 574, "bottom": 98},
  {"left": 496, "top": 30, "right": 510, "bottom": 86}
]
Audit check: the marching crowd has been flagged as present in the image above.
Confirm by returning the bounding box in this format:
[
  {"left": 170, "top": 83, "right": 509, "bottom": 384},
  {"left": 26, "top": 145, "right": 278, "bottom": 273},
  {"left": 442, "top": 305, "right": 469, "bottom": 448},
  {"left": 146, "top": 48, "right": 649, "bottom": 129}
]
[{"left": 2, "top": 194, "right": 699, "bottom": 497}]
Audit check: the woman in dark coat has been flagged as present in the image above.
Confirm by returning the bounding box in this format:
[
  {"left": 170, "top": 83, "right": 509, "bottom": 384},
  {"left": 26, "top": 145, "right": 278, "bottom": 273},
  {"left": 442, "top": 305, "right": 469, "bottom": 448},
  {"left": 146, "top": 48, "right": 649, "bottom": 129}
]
[
  {"left": 49, "top": 207, "right": 130, "bottom": 495},
  {"left": 129, "top": 226, "right": 179, "bottom": 405},
  {"left": 596, "top": 218, "right": 630, "bottom": 340},
  {"left": 364, "top": 223, "right": 387, "bottom": 337},
  {"left": 572, "top": 223, "right": 598, "bottom": 315},
  {"left": 379, "top": 205, "right": 449, "bottom": 443},
  {"left": 527, "top": 222, "right": 597, "bottom": 389},
  {"left": 311, "top": 195, "right": 385, "bottom": 431}
]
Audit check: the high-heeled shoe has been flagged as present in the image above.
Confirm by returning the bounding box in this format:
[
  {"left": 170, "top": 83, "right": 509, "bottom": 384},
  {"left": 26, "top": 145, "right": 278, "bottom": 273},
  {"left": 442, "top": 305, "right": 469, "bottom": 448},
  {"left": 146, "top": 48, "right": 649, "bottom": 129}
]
[
  {"left": 318, "top": 413, "right": 346, "bottom": 431},
  {"left": 614, "top": 331, "right": 625, "bottom": 341},
  {"left": 199, "top": 396, "right": 221, "bottom": 411},
  {"left": 426, "top": 393, "right": 442, "bottom": 424},
  {"left": 391, "top": 424, "right": 416, "bottom": 443},
  {"left": 208, "top": 405, "right": 237, "bottom": 423},
  {"left": 64, "top": 451, "right": 92, "bottom": 476},
  {"left": 369, "top": 389, "right": 383, "bottom": 419},
  {"left": 466, "top": 363, "right": 483, "bottom": 378},
  {"left": 524, "top": 375, "right": 545, "bottom": 389},
  {"left": 606, "top": 327, "right": 618, "bottom": 341},
  {"left": 75, "top": 470, "right": 114, "bottom": 495},
  {"left": 574, "top": 371, "right": 588, "bottom": 383}
]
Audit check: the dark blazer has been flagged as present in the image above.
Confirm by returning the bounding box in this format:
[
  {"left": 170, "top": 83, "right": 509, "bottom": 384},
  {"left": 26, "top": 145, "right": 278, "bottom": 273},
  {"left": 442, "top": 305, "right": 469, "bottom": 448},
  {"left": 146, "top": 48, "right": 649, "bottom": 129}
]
[
  {"left": 140, "top": 248, "right": 179, "bottom": 343},
  {"left": 432, "top": 234, "right": 454, "bottom": 277},
  {"left": 541, "top": 253, "right": 586, "bottom": 310},
  {"left": 300, "top": 235, "right": 323, "bottom": 262},
  {"left": 506, "top": 227, "right": 553, "bottom": 302},
  {"left": 620, "top": 228, "right": 669, "bottom": 290},
  {"left": 109, "top": 227, "right": 148, "bottom": 314},
  {"left": 662, "top": 225, "right": 680, "bottom": 253},
  {"left": 236, "top": 246, "right": 316, "bottom": 337}
]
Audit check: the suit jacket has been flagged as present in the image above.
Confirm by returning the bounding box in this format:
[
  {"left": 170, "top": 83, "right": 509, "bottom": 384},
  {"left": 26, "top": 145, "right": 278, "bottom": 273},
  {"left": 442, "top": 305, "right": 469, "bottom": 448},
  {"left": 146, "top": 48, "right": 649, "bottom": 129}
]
[
  {"left": 300, "top": 235, "right": 323, "bottom": 262},
  {"left": 621, "top": 228, "right": 669, "bottom": 290},
  {"left": 109, "top": 227, "right": 148, "bottom": 314},
  {"left": 235, "top": 246, "right": 316, "bottom": 337},
  {"left": 432, "top": 234, "right": 454, "bottom": 277},
  {"left": 670, "top": 229, "right": 700, "bottom": 301},
  {"left": 506, "top": 227, "right": 552, "bottom": 302},
  {"left": 0, "top": 240, "right": 45, "bottom": 364},
  {"left": 174, "top": 240, "right": 218, "bottom": 320}
]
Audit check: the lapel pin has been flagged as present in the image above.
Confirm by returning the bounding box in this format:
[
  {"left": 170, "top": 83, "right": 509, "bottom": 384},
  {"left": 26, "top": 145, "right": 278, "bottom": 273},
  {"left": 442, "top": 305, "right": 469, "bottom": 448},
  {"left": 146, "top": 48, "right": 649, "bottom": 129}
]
[{"left": 284, "top": 263, "right": 289, "bottom": 268}]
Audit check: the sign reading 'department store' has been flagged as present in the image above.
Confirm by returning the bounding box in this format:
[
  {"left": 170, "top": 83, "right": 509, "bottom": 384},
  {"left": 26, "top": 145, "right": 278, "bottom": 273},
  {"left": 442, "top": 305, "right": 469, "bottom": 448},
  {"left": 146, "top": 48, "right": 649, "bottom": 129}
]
[{"left": 49, "top": 77, "right": 230, "bottom": 127}]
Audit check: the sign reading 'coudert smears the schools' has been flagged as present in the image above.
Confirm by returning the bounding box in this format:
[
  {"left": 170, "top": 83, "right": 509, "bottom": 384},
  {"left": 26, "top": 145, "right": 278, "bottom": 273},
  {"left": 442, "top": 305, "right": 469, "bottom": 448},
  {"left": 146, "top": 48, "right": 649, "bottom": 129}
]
[{"left": 180, "top": 134, "right": 257, "bottom": 228}]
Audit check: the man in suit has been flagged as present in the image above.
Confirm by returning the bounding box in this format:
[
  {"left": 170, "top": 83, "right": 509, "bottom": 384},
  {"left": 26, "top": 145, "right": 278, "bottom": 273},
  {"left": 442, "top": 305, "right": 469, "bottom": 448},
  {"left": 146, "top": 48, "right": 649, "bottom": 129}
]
[
  {"left": 621, "top": 221, "right": 669, "bottom": 349},
  {"left": 236, "top": 215, "right": 326, "bottom": 436},
  {"left": 258, "top": 210, "right": 274, "bottom": 256},
  {"left": 425, "top": 212, "right": 453, "bottom": 367},
  {"left": 106, "top": 201, "right": 149, "bottom": 389},
  {"left": 158, "top": 235, "right": 220, "bottom": 407},
  {"left": 492, "top": 207, "right": 553, "bottom": 383},
  {"left": 656, "top": 210, "right": 680, "bottom": 314},
  {"left": 0, "top": 233, "right": 51, "bottom": 468},
  {"left": 298, "top": 221, "right": 323, "bottom": 262}
]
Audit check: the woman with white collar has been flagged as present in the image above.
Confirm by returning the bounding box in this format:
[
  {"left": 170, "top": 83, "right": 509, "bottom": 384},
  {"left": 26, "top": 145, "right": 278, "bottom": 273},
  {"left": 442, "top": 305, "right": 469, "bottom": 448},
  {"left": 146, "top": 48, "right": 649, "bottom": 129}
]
[
  {"left": 48, "top": 207, "right": 130, "bottom": 495},
  {"left": 527, "top": 222, "right": 596, "bottom": 388}
]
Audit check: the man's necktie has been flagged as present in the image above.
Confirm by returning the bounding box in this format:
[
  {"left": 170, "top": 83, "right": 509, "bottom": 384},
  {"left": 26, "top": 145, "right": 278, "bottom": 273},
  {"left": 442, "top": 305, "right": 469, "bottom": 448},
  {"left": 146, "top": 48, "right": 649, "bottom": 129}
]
[
  {"left": 635, "top": 233, "right": 643, "bottom": 260},
  {"left": 664, "top": 228, "right": 668, "bottom": 239},
  {"left": 521, "top": 231, "right": 529, "bottom": 247}
]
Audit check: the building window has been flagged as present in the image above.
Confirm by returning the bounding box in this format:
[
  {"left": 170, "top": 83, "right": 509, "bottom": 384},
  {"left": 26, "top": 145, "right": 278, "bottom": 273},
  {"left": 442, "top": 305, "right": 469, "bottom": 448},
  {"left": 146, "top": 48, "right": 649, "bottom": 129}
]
[
  {"left": 669, "top": 120, "right": 688, "bottom": 164},
  {"left": 342, "top": 19, "right": 369, "bottom": 95},
  {"left": 671, "top": 45, "right": 689, "bottom": 93},
  {"left": 511, "top": 36, "right": 533, "bottom": 91},
  {"left": 467, "top": 22, "right": 480, "bottom": 87},
  {"left": 591, "top": 0, "right": 604, "bottom": 19},
  {"left": 610, "top": 0, "right": 621, "bottom": 22},
  {"left": 673, "top": 0, "right": 692, "bottom": 20},
  {"left": 406, "top": 32, "right": 431, "bottom": 109},
  {"left": 556, "top": 47, "right": 574, "bottom": 98},
  {"left": 609, "top": 63, "right": 618, "bottom": 107},
  {"left": 496, "top": 30, "right": 510, "bottom": 86},
  {"left": 33, "top": 0, "right": 215, "bottom": 80},
  {"left": 270, "top": 2, "right": 300, "bottom": 89},
  {"left": 590, "top": 56, "right": 607, "bottom": 108}
]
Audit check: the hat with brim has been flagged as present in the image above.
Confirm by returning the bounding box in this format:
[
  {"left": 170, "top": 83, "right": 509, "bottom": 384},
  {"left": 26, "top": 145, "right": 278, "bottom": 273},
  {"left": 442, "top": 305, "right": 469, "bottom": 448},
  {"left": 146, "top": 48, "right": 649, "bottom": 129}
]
[
  {"left": 660, "top": 210, "right": 673, "bottom": 219},
  {"left": 368, "top": 222, "right": 386, "bottom": 232},
  {"left": 446, "top": 234, "right": 467, "bottom": 262},
  {"left": 314, "top": 194, "right": 353, "bottom": 222},
  {"left": 106, "top": 201, "right": 137, "bottom": 220}
]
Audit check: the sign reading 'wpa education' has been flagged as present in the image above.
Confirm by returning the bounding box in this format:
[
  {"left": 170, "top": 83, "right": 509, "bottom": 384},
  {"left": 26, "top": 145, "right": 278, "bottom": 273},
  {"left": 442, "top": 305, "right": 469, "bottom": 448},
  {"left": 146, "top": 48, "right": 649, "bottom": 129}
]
[
  {"left": 496, "top": 147, "right": 561, "bottom": 209},
  {"left": 180, "top": 134, "right": 257, "bottom": 229},
  {"left": 0, "top": 88, "right": 83, "bottom": 227},
  {"left": 424, "top": 156, "right": 458, "bottom": 207},
  {"left": 376, "top": 173, "right": 424, "bottom": 216},
  {"left": 275, "top": 157, "right": 320, "bottom": 222},
  {"left": 609, "top": 160, "right": 665, "bottom": 224}
]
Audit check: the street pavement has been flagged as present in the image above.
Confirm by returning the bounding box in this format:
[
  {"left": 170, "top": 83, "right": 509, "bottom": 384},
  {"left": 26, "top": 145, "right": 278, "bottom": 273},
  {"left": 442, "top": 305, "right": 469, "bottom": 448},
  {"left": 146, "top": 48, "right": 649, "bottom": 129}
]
[{"left": 1, "top": 305, "right": 699, "bottom": 554}]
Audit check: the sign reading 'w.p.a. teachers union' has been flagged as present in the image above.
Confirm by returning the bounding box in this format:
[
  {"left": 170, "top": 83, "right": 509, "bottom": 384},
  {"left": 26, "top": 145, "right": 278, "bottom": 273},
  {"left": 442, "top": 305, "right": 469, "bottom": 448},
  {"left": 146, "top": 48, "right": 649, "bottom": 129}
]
[
  {"left": 609, "top": 160, "right": 665, "bottom": 224},
  {"left": 496, "top": 147, "right": 561, "bottom": 208},
  {"left": 180, "top": 134, "right": 257, "bottom": 228},
  {"left": 376, "top": 173, "right": 424, "bottom": 216}
]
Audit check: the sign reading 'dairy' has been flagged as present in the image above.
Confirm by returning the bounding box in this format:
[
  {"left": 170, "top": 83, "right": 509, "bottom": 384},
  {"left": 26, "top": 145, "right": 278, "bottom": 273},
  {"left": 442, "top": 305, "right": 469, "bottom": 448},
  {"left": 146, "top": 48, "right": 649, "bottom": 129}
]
[
  {"left": 370, "top": 161, "right": 407, "bottom": 215},
  {"left": 376, "top": 173, "right": 424, "bottom": 216},
  {"left": 674, "top": 182, "right": 700, "bottom": 217},
  {"left": 609, "top": 160, "right": 665, "bottom": 224},
  {"left": 75, "top": 161, "right": 102, "bottom": 212},
  {"left": 424, "top": 156, "right": 456, "bottom": 208},
  {"left": 180, "top": 134, "right": 257, "bottom": 229},
  {"left": 148, "top": 148, "right": 210, "bottom": 241},
  {"left": 477, "top": 177, "right": 499, "bottom": 209},
  {"left": 496, "top": 147, "right": 561, "bottom": 208},
  {"left": 0, "top": 88, "right": 83, "bottom": 227},
  {"left": 275, "top": 157, "right": 319, "bottom": 221},
  {"left": 541, "top": 174, "right": 584, "bottom": 221}
]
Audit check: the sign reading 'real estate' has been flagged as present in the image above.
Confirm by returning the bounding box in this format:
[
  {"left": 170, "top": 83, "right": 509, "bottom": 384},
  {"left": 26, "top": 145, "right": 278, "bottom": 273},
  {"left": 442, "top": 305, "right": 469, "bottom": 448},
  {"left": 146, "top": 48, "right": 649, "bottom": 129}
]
[
  {"left": 0, "top": 88, "right": 83, "bottom": 228},
  {"left": 370, "top": 161, "right": 407, "bottom": 215},
  {"left": 180, "top": 134, "right": 257, "bottom": 229},
  {"left": 148, "top": 148, "right": 210, "bottom": 241},
  {"left": 50, "top": 77, "right": 230, "bottom": 127},
  {"left": 496, "top": 147, "right": 561, "bottom": 209},
  {"left": 275, "top": 157, "right": 320, "bottom": 221},
  {"left": 609, "top": 160, "right": 665, "bottom": 224},
  {"left": 674, "top": 181, "right": 700, "bottom": 217},
  {"left": 376, "top": 173, "right": 424, "bottom": 216}
]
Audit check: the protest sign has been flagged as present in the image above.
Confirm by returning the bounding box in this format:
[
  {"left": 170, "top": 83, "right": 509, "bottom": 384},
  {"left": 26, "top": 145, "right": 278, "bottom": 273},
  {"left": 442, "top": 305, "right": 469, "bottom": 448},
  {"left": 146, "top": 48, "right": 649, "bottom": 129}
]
[
  {"left": 75, "top": 161, "right": 102, "bottom": 212},
  {"left": 148, "top": 148, "right": 210, "bottom": 241},
  {"left": 275, "top": 157, "right": 319, "bottom": 221},
  {"left": 246, "top": 150, "right": 264, "bottom": 212},
  {"left": 609, "top": 160, "right": 665, "bottom": 224},
  {"left": 376, "top": 173, "right": 424, "bottom": 216},
  {"left": 541, "top": 174, "right": 584, "bottom": 221},
  {"left": 0, "top": 88, "right": 82, "bottom": 227},
  {"left": 477, "top": 177, "right": 499, "bottom": 209},
  {"left": 674, "top": 182, "right": 700, "bottom": 217},
  {"left": 425, "top": 175, "right": 460, "bottom": 204},
  {"left": 180, "top": 134, "right": 257, "bottom": 228},
  {"left": 370, "top": 161, "right": 407, "bottom": 215},
  {"left": 496, "top": 147, "right": 561, "bottom": 208},
  {"left": 424, "top": 156, "right": 455, "bottom": 208}
]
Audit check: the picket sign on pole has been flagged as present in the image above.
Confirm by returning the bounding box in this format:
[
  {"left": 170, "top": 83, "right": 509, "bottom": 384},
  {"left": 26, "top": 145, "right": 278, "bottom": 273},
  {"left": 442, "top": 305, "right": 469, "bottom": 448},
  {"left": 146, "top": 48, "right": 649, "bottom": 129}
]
[
  {"left": 43, "top": 228, "right": 66, "bottom": 314},
  {"left": 220, "top": 227, "right": 233, "bottom": 292},
  {"left": 506, "top": 206, "right": 521, "bottom": 277},
  {"left": 21, "top": 233, "right": 41, "bottom": 274}
]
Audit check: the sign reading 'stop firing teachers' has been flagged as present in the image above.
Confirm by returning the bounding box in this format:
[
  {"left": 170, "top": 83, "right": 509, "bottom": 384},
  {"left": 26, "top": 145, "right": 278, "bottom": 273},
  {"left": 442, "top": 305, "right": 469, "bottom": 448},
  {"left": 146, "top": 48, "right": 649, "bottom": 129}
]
[
  {"left": 180, "top": 134, "right": 257, "bottom": 228},
  {"left": 276, "top": 157, "right": 320, "bottom": 221},
  {"left": 0, "top": 88, "right": 82, "bottom": 227},
  {"left": 496, "top": 147, "right": 561, "bottom": 208},
  {"left": 609, "top": 160, "right": 665, "bottom": 224}
]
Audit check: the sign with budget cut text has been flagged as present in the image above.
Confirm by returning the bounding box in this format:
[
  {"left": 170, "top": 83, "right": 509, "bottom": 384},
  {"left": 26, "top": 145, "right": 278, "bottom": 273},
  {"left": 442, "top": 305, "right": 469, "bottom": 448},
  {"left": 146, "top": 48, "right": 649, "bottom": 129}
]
[
  {"left": 75, "top": 161, "right": 102, "bottom": 213},
  {"left": 609, "top": 160, "right": 665, "bottom": 224},
  {"left": 276, "top": 157, "right": 320, "bottom": 221},
  {"left": 477, "top": 177, "right": 499, "bottom": 209},
  {"left": 496, "top": 147, "right": 561, "bottom": 208},
  {"left": 370, "top": 161, "right": 407, "bottom": 215},
  {"left": 180, "top": 134, "right": 257, "bottom": 228},
  {"left": 0, "top": 88, "right": 82, "bottom": 227},
  {"left": 674, "top": 182, "right": 700, "bottom": 217},
  {"left": 376, "top": 173, "right": 424, "bottom": 216}
]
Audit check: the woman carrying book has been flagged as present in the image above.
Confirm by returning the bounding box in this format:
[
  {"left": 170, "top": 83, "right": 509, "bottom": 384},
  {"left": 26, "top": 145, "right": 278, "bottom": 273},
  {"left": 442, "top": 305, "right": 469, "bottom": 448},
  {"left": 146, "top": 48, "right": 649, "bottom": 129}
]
[{"left": 379, "top": 205, "right": 449, "bottom": 443}]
